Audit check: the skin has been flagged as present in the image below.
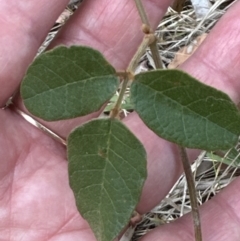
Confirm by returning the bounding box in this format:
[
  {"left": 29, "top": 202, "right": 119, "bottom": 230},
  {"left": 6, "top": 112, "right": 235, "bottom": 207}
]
[{"left": 1, "top": 0, "right": 240, "bottom": 240}]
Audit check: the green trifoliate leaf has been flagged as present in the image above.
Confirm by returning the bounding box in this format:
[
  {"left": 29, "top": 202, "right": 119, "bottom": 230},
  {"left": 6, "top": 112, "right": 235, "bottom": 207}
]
[
  {"left": 68, "top": 118, "right": 147, "bottom": 241},
  {"left": 21, "top": 46, "right": 119, "bottom": 121},
  {"left": 131, "top": 69, "right": 240, "bottom": 150}
]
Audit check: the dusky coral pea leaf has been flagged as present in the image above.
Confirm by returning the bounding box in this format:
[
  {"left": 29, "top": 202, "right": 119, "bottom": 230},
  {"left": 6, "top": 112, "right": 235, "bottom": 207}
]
[
  {"left": 67, "top": 118, "right": 147, "bottom": 241},
  {"left": 21, "top": 46, "right": 119, "bottom": 121},
  {"left": 131, "top": 69, "right": 240, "bottom": 150}
]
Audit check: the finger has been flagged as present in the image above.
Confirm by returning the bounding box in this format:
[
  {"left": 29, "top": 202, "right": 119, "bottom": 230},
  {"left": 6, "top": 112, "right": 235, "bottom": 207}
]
[
  {"left": 50, "top": 0, "right": 171, "bottom": 69},
  {"left": 0, "top": 0, "right": 70, "bottom": 106},
  {"left": 14, "top": 0, "right": 172, "bottom": 137},
  {"left": 127, "top": 0, "right": 240, "bottom": 213},
  {"left": 140, "top": 177, "right": 240, "bottom": 241},
  {"left": 0, "top": 109, "right": 96, "bottom": 241}
]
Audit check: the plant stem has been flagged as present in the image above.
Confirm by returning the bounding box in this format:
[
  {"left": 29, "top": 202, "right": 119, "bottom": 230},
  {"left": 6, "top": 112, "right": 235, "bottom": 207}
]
[
  {"left": 178, "top": 146, "right": 202, "bottom": 241},
  {"left": 149, "top": 39, "right": 163, "bottom": 69},
  {"left": 110, "top": 78, "right": 129, "bottom": 119},
  {"left": 111, "top": 0, "right": 156, "bottom": 118},
  {"left": 134, "top": 0, "right": 150, "bottom": 26},
  {"left": 127, "top": 35, "right": 155, "bottom": 73},
  {"left": 134, "top": 0, "right": 163, "bottom": 69}
]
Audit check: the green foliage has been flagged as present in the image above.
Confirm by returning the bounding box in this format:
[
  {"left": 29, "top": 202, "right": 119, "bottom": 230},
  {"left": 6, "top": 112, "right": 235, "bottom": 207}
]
[
  {"left": 68, "top": 118, "right": 147, "bottom": 241},
  {"left": 131, "top": 69, "right": 240, "bottom": 150},
  {"left": 21, "top": 46, "right": 119, "bottom": 121},
  {"left": 20, "top": 42, "right": 240, "bottom": 241}
]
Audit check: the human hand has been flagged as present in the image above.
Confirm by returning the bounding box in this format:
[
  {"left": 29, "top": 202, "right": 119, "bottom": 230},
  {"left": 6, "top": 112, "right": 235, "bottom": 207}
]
[{"left": 1, "top": 0, "right": 240, "bottom": 240}]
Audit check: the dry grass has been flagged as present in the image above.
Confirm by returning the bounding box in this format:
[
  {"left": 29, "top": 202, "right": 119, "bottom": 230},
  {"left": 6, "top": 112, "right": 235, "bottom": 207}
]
[
  {"left": 143, "top": 0, "right": 237, "bottom": 68},
  {"left": 38, "top": 1, "right": 83, "bottom": 54}
]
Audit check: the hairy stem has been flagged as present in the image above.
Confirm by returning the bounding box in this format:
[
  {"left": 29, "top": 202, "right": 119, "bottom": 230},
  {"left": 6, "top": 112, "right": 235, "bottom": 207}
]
[
  {"left": 110, "top": 78, "right": 129, "bottom": 119},
  {"left": 179, "top": 146, "right": 202, "bottom": 241},
  {"left": 134, "top": 0, "right": 163, "bottom": 69},
  {"left": 134, "top": 0, "right": 150, "bottom": 26},
  {"left": 149, "top": 38, "right": 163, "bottom": 69},
  {"left": 127, "top": 34, "right": 155, "bottom": 73},
  {"left": 111, "top": 0, "right": 156, "bottom": 118}
]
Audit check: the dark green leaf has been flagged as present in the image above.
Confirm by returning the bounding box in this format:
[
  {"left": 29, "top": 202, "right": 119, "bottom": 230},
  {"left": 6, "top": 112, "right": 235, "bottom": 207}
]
[
  {"left": 21, "top": 46, "right": 119, "bottom": 121},
  {"left": 131, "top": 69, "right": 240, "bottom": 150},
  {"left": 68, "top": 118, "right": 147, "bottom": 241}
]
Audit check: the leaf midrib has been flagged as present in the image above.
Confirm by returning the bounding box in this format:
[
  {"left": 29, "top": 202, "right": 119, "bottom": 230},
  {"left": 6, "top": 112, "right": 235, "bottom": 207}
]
[{"left": 24, "top": 74, "right": 115, "bottom": 101}]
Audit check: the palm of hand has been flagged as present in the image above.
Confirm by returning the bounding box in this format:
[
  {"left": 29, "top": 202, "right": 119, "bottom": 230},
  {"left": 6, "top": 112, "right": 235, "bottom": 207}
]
[
  {"left": 1, "top": 1, "right": 240, "bottom": 241},
  {"left": 1, "top": 111, "right": 96, "bottom": 240}
]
